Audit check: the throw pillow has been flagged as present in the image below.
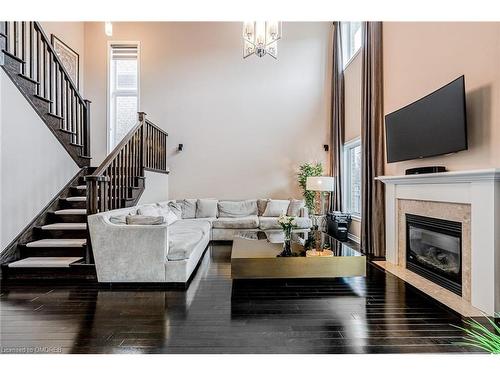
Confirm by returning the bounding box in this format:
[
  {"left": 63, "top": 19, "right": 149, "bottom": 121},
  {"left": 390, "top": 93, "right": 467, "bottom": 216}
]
[
  {"left": 165, "top": 210, "right": 179, "bottom": 225},
  {"left": 218, "top": 200, "right": 258, "bottom": 217},
  {"left": 126, "top": 215, "right": 165, "bottom": 225},
  {"left": 262, "top": 199, "right": 290, "bottom": 217},
  {"left": 257, "top": 199, "right": 268, "bottom": 216},
  {"left": 109, "top": 215, "right": 128, "bottom": 225},
  {"left": 196, "top": 199, "right": 218, "bottom": 218},
  {"left": 287, "top": 199, "right": 305, "bottom": 217},
  {"left": 177, "top": 199, "right": 197, "bottom": 219},
  {"left": 137, "top": 204, "right": 160, "bottom": 216},
  {"left": 155, "top": 204, "right": 179, "bottom": 225},
  {"left": 168, "top": 202, "right": 183, "bottom": 219}
]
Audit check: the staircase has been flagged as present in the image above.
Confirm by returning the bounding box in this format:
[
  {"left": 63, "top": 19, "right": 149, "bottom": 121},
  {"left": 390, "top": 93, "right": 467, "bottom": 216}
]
[
  {"left": 0, "top": 22, "right": 169, "bottom": 283},
  {"left": 1, "top": 170, "right": 96, "bottom": 281}
]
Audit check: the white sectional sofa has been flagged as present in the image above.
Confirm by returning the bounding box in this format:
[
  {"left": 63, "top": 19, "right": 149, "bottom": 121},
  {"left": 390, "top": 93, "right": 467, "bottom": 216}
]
[{"left": 87, "top": 198, "right": 311, "bottom": 284}]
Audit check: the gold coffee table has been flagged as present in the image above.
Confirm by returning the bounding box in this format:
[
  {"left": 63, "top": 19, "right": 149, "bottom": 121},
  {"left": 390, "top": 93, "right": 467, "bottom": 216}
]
[{"left": 231, "top": 230, "right": 366, "bottom": 279}]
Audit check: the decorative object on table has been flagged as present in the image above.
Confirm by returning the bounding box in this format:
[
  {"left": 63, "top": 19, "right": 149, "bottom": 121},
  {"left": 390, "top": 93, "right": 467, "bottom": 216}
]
[
  {"left": 297, "top": 162, "right": 323, "bottom": 214},
  {"left": 306, "top": 176, "right": 335, "bottom": 231},
  {"left": 305, "top": 230, "right": 333, "bottom": 257},
  {"left": 276, "top": 215, "right": 297, "bottom": 257},
  {"left": 452, "top": 316, "right": 500, "bottom": 353},
  {"left": 326, "top": 211, "right": 352, "bottom": 242},
  {"left": 51, "top": 34, "right": 79, "bottom": 88}
]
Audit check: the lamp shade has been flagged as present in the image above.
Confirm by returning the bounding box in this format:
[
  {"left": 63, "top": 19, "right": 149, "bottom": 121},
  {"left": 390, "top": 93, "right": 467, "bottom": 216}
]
[{"left": 306, "top": 176, "right": 335, "bottom": 192}]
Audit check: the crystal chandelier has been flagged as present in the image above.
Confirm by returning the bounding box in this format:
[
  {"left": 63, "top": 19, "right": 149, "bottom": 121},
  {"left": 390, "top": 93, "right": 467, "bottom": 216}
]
[{"left": 243, "top": 22, "right": 282, "bottom": 59}]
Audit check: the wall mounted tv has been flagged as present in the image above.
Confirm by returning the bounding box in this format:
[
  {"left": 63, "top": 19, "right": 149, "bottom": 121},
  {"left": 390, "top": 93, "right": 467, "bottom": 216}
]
[{"left": 385, "top": 76, "right": 467, "bottom": 163}]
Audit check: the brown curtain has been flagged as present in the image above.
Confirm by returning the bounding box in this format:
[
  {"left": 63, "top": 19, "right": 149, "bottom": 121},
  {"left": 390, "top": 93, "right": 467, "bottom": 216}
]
[
  {"left": 330, "top": 22, "right": 345, "bottom": 212},
  {"left": 360, "top": 22, "right": 385, "bottom": 257}
]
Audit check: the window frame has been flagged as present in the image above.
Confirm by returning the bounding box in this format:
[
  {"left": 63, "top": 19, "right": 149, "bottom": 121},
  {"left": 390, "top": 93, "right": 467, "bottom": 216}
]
[
  {"left": 341, "top": 22, "right": 362, "bottom": 70},
  {"left": 343, "top": 137, "right": 362, "bottom": 221},
  {"left": 107, "top": 41, "right": 141, "bottom": 153}
]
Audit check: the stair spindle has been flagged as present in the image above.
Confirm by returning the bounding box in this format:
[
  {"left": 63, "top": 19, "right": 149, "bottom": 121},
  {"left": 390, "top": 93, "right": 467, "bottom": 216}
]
[
  {"left": 21, "top": 22, "right": 25, "bottom": 74},
  {"left": 29, "top": 22, "right": 33, "bottom": 79}
]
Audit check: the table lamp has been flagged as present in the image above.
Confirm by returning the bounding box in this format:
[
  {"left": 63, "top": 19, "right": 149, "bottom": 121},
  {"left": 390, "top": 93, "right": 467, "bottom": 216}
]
[{"left": 306, "top": 176, "right": 335, "bottom": 215}]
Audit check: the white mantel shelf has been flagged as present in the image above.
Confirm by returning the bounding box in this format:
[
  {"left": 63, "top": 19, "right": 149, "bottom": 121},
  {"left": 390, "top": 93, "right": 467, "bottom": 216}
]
[{"left": 376, "top": 168, "right": 500, "bottom": 185}]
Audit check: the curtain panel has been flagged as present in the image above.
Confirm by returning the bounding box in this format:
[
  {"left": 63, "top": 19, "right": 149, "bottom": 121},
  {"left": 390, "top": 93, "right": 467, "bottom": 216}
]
[
  {"left": 330, "top": 22, "right": 345, "bottom": 211},
  {"left": 360, "top": 22, "right": 386, "bottom": 257}
]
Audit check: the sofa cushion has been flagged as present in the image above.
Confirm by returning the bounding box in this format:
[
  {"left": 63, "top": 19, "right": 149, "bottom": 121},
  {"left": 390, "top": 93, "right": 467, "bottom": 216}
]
[
  {"left": 218, "top": 200, "right": 258, "bottom": 218},
  {"left": 212, "top": 215, "right": 259, "bottom": 229},
  {"left": 196, "top": 199, "right": 218, "bottom": 218},
  {"left": 167, "top": 219, "right": 211, "bottom": 261},
  {"left": 262, "top": 199, "right": 290, "bottom": 217},
  {"left": 177, "top": 199, "right": 197, "bottom": 219},
  {"left": 259, "top": 216, "right": 312, "bottom": 230},
  {"left": 126, "top": 215, "right": 165, "bottom": 225},
  {"left": 257, "top": 199, "right": 268, "bottom": 216},
  {"left": 287, "top": 199, "right": 305, "bottom": 217},
  {"left": 171, "top": 218, "right": 212, "bottom": 234}
]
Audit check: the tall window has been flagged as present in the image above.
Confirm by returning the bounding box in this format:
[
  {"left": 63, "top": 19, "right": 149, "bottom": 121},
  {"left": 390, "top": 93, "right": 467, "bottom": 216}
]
[
  {"left": 343, "top": 138, "right": 362, "bottom": 218},
  {"left": 108, "top": 43, "right": 139, "bottom": 151},
  {"left": 341, "top": 22, "right": 362, "bottom": 68}
]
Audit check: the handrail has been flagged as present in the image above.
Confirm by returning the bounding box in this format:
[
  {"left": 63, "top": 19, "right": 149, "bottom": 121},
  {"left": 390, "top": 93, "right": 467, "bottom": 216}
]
[
  {"left": 86, "top": 112, "right": 168, "bottom": 214},
  {"left": 92, "top": 112, "right": 147, "bottom": 177},
  {"left": 33, "top": 22, "right": 87, "bottom": 106},
  {"left": 2, "top": 21, "right": 91, "bottom": 157}
]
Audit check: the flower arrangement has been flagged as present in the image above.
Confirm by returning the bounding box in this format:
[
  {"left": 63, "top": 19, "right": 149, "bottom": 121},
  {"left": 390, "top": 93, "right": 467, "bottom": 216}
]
[
  {"left": 278, "top": 215, "right": 298, "bottom": 240},
  {"left": 277, "top": 215, "right": 298, "bottom": 257}
]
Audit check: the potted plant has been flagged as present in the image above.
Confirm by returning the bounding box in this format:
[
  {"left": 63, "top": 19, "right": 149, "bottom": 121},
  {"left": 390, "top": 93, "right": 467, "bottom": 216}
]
[
  {"left": 453, "top": 316, "right": 500, "bottom": 353},
  {"left": 298, "top": 162, "right": 323, "bottom": 214}
]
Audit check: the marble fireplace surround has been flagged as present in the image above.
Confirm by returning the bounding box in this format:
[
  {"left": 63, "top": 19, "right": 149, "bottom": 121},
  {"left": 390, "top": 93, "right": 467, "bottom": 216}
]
[
  {"left": 397, "top": 199, "right": 471, "bottom": 302},
  {"left": 377, "top": 169, "right": 500, "bottom": 315}
]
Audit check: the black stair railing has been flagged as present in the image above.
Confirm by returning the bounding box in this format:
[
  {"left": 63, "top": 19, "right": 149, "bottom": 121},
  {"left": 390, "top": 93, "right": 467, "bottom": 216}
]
[
  {"left": 1, "top": 21, "right": 90, "bottom": 157},
  {"left": 85, "top": 112, "right": 168, "bottom": 215}
]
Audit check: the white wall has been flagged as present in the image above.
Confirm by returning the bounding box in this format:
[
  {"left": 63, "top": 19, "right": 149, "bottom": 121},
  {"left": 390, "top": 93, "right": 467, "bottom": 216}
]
[
  {"left": 0, "top": 70, "right": 79, "bottom": 250},
  {"left": 137, "top": 171, "right": 169, "bottom": 205},
  {"left": 41, "top": 22, "right": 85, "bottom": 94},
  {"left": 383, "top": 22, "right": 500, "bottom": 176},
  {"left": 84, "top": 22, "right": 333, "bottom": 200}
]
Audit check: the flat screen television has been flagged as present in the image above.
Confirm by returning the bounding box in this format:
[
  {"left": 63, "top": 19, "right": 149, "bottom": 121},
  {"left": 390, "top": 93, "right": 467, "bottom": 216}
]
[{"left": 385, "top": 76, "right": 467, "bottom": 163}]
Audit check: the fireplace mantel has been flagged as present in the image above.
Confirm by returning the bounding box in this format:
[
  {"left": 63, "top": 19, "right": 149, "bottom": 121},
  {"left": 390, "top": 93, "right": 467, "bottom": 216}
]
[
  {"left": 376, "top": 168, "right": 500, "bottom": 185},
  {"left": 377, "top": 168, "right": 500, "bottom": 315}
]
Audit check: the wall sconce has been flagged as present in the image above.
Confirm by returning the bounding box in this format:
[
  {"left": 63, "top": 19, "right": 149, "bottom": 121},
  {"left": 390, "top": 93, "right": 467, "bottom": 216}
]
[{"left": 178, "top": 144, "right": 183, "bottom": 152}]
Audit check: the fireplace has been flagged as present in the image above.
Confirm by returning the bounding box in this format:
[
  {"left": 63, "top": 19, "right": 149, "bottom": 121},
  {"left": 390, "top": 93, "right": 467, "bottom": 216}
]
[{"left": 406, "top": 214, "right": 462, "bottom": 296}]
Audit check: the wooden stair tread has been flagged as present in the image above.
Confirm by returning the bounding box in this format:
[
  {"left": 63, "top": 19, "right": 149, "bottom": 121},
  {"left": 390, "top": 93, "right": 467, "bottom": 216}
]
[
  {"left": 54, "top": 209, "right": 86, "bottom": 215},
  {"left": 8, "top": 257, "right": 84, "bottom": 268},
  {"left": 25, "top": 239, "right": 86, "bottom": 247},
  {"left": 64, "top": 196, "right": 86, "bottom": 202},
  {"left": 41, "top": 223, "right": 87, "bottom": 230}
]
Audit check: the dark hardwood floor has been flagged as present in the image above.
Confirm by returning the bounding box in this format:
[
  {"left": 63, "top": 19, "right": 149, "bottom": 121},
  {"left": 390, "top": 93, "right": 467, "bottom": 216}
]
[{"left": 0, "top": 244, "right": 487, "bottom": 354}]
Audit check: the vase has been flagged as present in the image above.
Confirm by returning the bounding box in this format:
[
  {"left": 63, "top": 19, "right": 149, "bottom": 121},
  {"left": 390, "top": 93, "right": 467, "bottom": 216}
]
[{"left": 277, "top": 227, "right": 293, "bottom": 257}]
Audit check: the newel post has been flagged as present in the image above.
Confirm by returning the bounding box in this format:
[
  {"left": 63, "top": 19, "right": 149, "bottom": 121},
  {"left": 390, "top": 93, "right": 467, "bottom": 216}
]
[
  {"left": 85, "top": 175, "right": 110, "bottom": 215},
  {"left": 138, "top": 111, "right": 147, "bottom": 175},
  {"left": 83, "top": 99, "right": 92, "bottom": 158}
]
